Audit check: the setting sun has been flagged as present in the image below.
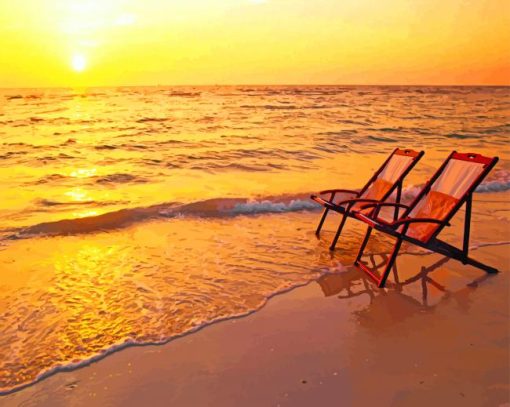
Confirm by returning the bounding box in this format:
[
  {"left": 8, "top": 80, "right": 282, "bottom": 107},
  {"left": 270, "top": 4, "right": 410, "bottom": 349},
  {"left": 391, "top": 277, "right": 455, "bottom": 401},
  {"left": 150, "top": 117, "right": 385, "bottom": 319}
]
[{"left": 71, "top": 53, "right": 87, "bottom": 72}]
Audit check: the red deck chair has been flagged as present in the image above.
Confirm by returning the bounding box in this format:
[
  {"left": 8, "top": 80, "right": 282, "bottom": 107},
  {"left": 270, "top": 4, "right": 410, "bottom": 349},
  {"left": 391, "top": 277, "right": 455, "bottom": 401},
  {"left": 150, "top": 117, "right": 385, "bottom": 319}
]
[
  {"left": 311, "top": 148, "right": 424, "bottom": 250},
  {"left": 353, "top": 151, "right": 499, "bottom": 288}
]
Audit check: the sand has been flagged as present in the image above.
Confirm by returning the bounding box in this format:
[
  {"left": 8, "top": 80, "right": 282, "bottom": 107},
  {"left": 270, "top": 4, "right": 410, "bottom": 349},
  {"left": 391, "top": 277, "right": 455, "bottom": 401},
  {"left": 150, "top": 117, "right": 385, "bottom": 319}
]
[{"left": 2, "top": 241, "right": 508, "bottom": 407}]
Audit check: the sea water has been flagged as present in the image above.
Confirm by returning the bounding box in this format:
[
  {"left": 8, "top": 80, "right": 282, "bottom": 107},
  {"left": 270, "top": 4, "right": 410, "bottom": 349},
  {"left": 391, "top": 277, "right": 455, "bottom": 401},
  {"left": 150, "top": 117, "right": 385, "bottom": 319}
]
[{"left": 0, "top": 86, "right": 509, "bottom": 393}]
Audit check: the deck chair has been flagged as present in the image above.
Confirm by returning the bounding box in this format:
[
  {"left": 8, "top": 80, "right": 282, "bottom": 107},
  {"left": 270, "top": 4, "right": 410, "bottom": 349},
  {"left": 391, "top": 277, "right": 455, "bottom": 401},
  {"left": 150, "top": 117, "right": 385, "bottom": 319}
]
[
  {"left": 353, "top": 151, "right": 499, "bottom": 288},
  {"left": 311, "top": 148, "right": 424, "bottom": 250}
]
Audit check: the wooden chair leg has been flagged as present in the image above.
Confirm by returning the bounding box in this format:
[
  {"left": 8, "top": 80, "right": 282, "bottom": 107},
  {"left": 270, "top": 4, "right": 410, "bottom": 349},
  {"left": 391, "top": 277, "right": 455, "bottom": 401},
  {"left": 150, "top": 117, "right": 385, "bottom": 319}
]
[
  {"left": 329, "top": 212, "right": 348, "bottom": 251},
  {"left": 463, "top": 256, "right": 498, "bottom": 274},
  {"left": 315, "top": 208, "right": 329, "bottom": 237}
]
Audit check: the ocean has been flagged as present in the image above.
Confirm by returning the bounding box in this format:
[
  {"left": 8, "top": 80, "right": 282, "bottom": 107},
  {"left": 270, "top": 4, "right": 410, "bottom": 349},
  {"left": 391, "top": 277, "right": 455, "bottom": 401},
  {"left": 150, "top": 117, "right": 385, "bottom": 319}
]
[{"left": 0, "top": 85, "right": 509, "bottom": 394}]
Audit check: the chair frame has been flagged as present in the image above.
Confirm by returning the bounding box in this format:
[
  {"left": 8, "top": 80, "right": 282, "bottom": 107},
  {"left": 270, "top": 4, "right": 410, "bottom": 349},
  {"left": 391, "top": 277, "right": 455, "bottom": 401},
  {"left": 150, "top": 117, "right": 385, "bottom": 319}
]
[
  {"left": 353, "top": 151, "right": 499, "bottom": 288},
  {"left": 311, "top": 148, "right": 424, "bottom": 251}
]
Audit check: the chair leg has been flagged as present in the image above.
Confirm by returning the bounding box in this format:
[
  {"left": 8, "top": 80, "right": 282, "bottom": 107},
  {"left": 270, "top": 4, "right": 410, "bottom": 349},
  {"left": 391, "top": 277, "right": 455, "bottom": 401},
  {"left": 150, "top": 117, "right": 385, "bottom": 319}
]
[
  {"left": 463, "top": 256, "right": 498, "bottom": 274},
  {"left": 355, "top": 226, "right": 372, "bottom": 264},
  {"left": 329, "top": 212, "right": 348, "bottom": 251},
  {"left": 392, "top": 261, "right": 401, "bottom": 285},
  {"left": 315, "top": 208, "right": 329, "bottom": 237},
  {"left": 378, "top": 238, "right": 403, "bottom": 288},
  {"left": 431, "top": 238, "right": 499, "bottom": 275},
  {"left": 354, "top": 229, "right": 403, "bottom": 288}
]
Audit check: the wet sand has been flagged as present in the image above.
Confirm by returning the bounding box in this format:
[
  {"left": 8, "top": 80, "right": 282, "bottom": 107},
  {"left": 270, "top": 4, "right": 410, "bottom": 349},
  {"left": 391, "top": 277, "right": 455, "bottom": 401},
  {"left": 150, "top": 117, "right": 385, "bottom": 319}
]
[{"left": 3, "top": 241, "right": 508, "bottom": 407}]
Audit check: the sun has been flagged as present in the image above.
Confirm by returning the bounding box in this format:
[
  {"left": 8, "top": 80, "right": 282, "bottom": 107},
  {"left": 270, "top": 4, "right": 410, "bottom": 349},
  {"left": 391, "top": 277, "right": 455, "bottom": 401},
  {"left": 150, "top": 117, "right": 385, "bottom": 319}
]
[{"left": 71, "top": 53, "right": 87, "bottom": 72}]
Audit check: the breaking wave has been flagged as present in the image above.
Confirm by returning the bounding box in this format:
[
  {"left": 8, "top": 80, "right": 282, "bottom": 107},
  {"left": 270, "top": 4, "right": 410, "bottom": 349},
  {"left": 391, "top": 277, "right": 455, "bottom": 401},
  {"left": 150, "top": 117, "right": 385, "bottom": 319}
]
[
  {"left": 475, "top": 180, "right": 510, "bottom": 193},
  {"left": 4, "top": 175, "right": 509, "bottom": 240},
  {"left": 6, "top": 196, "right": 317, "bottom": 239}
]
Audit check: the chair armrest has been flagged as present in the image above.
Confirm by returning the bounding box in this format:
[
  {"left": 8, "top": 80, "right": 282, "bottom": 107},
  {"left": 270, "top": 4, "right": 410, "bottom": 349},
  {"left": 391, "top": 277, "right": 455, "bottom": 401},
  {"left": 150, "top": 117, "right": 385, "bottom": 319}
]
[
  {"left": 391, "top": 217, "right": 449, "bottom": 228},
  {"left": 318, "top": 189, "right": 359, "bottom": 196},
  {"left": 335, "top": 197, "right": 379, "bottom": 207},
  {"left": 358, "top": 202, "right": 410, "bottom": 219},
  {"left": 354, "top": 212, "right": 393, "bottom": 228},
  {"left": 355, "top": 214, "right": 448, "bottom": 235},
  {"left": 325, "top": 198, "right": 378, "bottom": 213},
  {"left": 359, "top": 202, "right": 410, "bottom": 211}
]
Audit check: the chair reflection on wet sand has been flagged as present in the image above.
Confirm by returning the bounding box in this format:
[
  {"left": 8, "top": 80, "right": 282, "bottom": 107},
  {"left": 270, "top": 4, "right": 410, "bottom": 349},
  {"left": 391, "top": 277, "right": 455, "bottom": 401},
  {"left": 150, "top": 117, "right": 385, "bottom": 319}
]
[
  {"left": 317, "top": 254, "right": 491, "bottom": 314},
  {"left": 319, "top": 267, "right": 375, "bottom": 300}
]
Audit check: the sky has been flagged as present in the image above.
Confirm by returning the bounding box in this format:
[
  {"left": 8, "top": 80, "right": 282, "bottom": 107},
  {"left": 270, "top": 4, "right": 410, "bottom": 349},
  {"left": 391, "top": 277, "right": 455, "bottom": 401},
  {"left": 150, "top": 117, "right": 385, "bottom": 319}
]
[{"left": 0, "top": 0, "right": 509, "bottom": 87}]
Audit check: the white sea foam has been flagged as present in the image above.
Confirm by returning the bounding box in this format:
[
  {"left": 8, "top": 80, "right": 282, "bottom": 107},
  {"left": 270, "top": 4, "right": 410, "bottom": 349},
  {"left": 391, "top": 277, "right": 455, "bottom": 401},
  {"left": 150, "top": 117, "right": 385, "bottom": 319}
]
[
  {"left": 475, "top": 180, "right": 510, "bottom": 193},
  {"left": 230, "top": 199, "right": 319, "bottom": 214}
]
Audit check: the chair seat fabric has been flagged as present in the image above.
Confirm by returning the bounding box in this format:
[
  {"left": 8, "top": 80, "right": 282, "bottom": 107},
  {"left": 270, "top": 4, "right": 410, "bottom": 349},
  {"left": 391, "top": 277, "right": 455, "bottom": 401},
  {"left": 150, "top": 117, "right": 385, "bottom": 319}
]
[
  {"left": 403, "top": 190, "right": 459, "bottom": 241},
  {"left": 356, "top": 178, "right": 393, "bottom": 207}
]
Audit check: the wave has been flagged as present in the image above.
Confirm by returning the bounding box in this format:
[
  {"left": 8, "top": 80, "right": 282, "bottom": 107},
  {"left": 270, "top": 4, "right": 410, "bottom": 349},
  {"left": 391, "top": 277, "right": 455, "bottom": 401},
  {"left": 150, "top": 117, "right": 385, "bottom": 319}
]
[
  {"left": 445, "top": 133, "right": 480, "bottom": 140},
  {"left": 34, "top": 198, "right": 129, "bottom": 208},
  {"left": 231, "top": 199, "right": 318, "bottom": 214},
  {"left": 475, "top": 180, "right": 510, "bottom": 193},
  {"left": 3, "top": 175, "right": 510, "bottom": 240},
  {"left": 36, "top": 199, "right": 96, "bottom": 207},
  {"left": 401, "top": 181, "right": 510, "bottom": 196},
  {"left": 95, "top": 144, "right": 117, "bottom": 150},
  {"left": 378, "top": 127, "right": 405, "bottom": 132},
  {"left": 136, "top": 117, "right": 172, "bottom": 123},
  {"left": 95, "top": 173, "right": 148, "bottom": 184},
  {"left": 31, "top": 173, "right": 149, "bottom": 186},
  {"left": 167, "top": 91, "right": 201, "bottom": 97},
  {"left": 5, "top": 196, "right": 316, "bottom": 239},
  {"left": 367, "top": 135, "right": 398, "bottom": 143}
]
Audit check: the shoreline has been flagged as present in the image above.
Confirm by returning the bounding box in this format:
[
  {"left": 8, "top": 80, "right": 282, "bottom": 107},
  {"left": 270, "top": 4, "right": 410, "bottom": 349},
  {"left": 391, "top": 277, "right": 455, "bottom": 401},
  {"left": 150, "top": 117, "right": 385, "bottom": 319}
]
[
  {"left": 0, "top": 278, "right": 317, "bottom": 397},
  {"left": 3, "top": 243, "right": 509, "bottom": 407}
]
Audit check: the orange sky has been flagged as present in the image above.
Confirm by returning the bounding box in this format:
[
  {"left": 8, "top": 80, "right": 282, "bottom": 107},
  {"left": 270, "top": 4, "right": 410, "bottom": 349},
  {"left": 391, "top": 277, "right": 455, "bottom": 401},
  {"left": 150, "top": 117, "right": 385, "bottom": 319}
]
[{"left": 1, "top": 0, "right": 509, "bottom": 87}]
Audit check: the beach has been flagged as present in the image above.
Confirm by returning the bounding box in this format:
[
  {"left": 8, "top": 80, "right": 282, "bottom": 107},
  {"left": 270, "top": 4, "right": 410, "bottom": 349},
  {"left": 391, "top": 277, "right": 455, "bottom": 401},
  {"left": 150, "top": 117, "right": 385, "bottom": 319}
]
[
  {"left": 2, "top": 202, "right": 509, "bottom": 406},
  {"left": 0, "top": 86, "right": 509, "bottom": 405},
  {"left": 1, "top": 190, "right": 509, "bottom": 406}
]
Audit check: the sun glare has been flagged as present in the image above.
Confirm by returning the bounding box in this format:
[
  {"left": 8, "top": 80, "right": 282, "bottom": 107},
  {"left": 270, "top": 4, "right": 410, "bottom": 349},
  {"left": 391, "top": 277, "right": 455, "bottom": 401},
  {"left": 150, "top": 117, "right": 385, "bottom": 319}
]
[{"left": 71, "top": 53, "right": 87, "bottom": 72}]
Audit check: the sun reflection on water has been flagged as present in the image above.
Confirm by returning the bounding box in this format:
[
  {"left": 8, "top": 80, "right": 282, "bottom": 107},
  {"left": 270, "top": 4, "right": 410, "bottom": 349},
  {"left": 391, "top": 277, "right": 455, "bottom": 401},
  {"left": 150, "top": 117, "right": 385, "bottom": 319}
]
[
  {"left": 64, "top": 188, "right": 92, "bottom": 202},
  {"left": 72, "top": 210, "right": 100, "bottom": 218},
  {"left": 69, "top": 168, "right": 97, "bottom": 178}
]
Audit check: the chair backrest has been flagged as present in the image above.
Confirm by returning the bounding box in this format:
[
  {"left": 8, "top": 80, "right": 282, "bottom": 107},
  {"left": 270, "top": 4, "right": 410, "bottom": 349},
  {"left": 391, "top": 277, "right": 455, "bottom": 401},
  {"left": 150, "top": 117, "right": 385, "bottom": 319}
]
[
  {"left": 403, "top": 152, "right": 498, "bottom": 242},
  {"left": 357, "top": 148, "right": 423, "bottom": 205}
]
